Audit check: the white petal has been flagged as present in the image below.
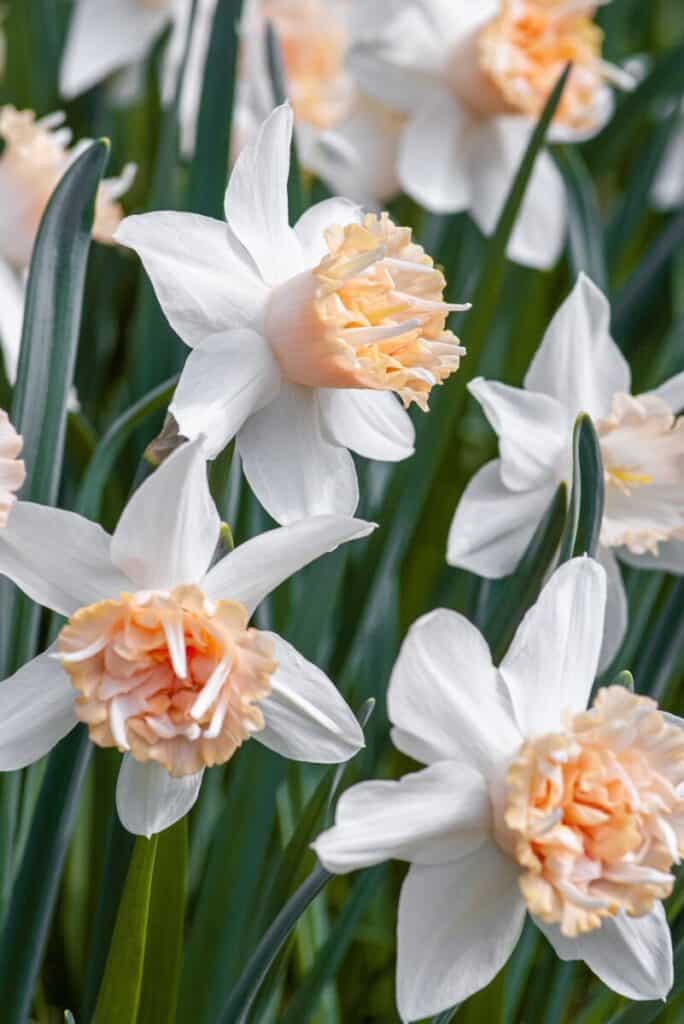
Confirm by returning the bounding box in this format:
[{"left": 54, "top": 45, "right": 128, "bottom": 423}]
[
  {"left": 651, "top": 369, "right": 684, "bottom": 415},
  {"left": 467, "top": 117, "right": 566, "bottom": 271},
  {"left": 0, "top": 261, "right": 24, "bottom": 384},
  {"left": 447, "top": 460, "right": 557, "bottom": 579},
  {"left": 524, "top": 274, "right": 631, "bottom": 420},
  {"left": 388, "top": 608, "right": 521, "bottom": 772},
  {"left": 203, "top": 514, "right": 374, "bottom": 615},
  {"left": 114, "top": 212, "right": 267, "bottom": 347},
  {"left": 313, "top": 761, "right": 491, "bottom": 873},
  {"left": 301, "top": 110, "right": 401, "bottom": 206},
  {"left": 500, "top": 558, "right": 607, "bottom": 737},
  {"left": 319, "top": 389, "right": 415, "bottom": 463},
  {"left": 255, "top": 634, "right": 364, "bottom": 763},
  {"left": 597, "top": 546, "right": 628, "bottom": 671},
  {"left": 224, "top": 104, "right": 303, "bottom": 286},
  {"left": 0, "top": 650, "right": 76, "bottom": 770},
  {"left": 619, "top": 538, "right": 684, "bottom": 575},
  {"left": 59, "top": 0, "right": 169, "bottom": 98},
  {"left": 116, "top": 755, "right": 204, "bottom": 838},
  {"left": 398, "top": 92, "right": 472, "bottom": 214},
  {"left": 170, "top": 329, "right": 281, "bottom": 459},
  {"left": 237, "top": 384, "right": 359, "bottom": 525},
  {"left": 537, "top": 904, "right": 673, "bottom": 1001},
  {"left": 111, "top": 438, "right": 219, "bottom": 590},
  {"left": 0, "top": 503, "right": 128, "bottom": 616},
  {"left": 652, "top": 120, "right": 684, "bottom": 211},
  {"left": 396, "top": 845, "right": 526, "bottom": 1022},
  {"left": 294, "top": 198, "right": 362, "bottom": 266},
  {"left": 468, "top": 378, "right": 567, "bottom": 491}
]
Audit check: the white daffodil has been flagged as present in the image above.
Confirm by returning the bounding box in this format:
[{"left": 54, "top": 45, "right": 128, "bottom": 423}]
[
  {"left": 447, "top": 273, "right": 684, "bottom": 667},
  {"left": 0, "top": 106, "right": 135, "bottom": 384},
  {"left": 347, "top": 0, "right": 634, "bottom": 269},
  {"left": 235, "top": 0, "right": 402, "bottom": 203},
  {"left": 0, "top": 410, "right": 25, "bottom": 527},
  {"left": 315, "top": 558, "right": 683, "bottom": 1021},
  {"left": 115, "top": 104, "right": 468, "bottom": 525},
  {"left": 0, "top": 438, "right": 371, "bottom": 836},
  {"left": 60, "top": 0, "right": 219, "bottom": 156}
]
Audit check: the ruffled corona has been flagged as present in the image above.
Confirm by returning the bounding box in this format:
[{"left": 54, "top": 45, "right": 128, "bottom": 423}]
[
  {"left": 265, "top": 213, "right": 467, "bottom": 409},
  {"left": 596, "top": 393, "right": 684, "bottom": 555},
  {"left": 505, "top": 686, "right": 684, "bottom": 938},
  {"left": 0, "top": 106, "right": 135, "bottom": 269},
  {"left": 0, "top": 410, "right": 25, "bottom": 528},
  {"left": 57, "top": 586, "right": 277, "bottom": 777},
  {"left": 475, "top": 0, "right": 631, "bottom": 133}
]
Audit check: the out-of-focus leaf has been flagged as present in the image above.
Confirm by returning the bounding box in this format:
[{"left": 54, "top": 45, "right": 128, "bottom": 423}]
[
  {"left": 558, "top": 415, "right": 604, "bottom": 563},
  {"left": 613, "top": 670, "right": 635, "bottom": 691},
  {"left": 186, "top": 0, "right": 243, "bottom": 218},
  {"left": 633, "top": 577, "right": 684, "bottom": 700},
  {"left": 280, "top": 866, "right": 383, "bottom": 1024},
  {"left": 91, "top": 835, "right": 159, "bottom": 1024},
  {"left": 556, "top": 146, "right": 607, "bottom": 290}
]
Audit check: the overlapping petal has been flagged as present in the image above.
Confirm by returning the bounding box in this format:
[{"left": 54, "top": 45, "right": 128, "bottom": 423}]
[
  {"left": 320, "top": 389, "right": 415, "bottom": 463},
  {"left": 116, "top": 755, "right": 204, "bottom": 838}
]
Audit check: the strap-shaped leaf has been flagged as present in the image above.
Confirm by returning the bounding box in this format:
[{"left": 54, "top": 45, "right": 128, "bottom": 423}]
[{"left": 558, "top": 415, "right": 605, "bottom": 563}]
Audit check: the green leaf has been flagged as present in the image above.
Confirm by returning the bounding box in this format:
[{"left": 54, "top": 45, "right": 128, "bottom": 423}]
[
  {"left": 555, "top": 146, "right": 607, "bottom": 291},
  {"left": 280, "top": 866, "right": 383, "bottom": 1024},
  {"left": 91, "top": 835, "right": 159, "bottom": 1024},
  {"left": 186, "top": 0, "right": 244, "bottom": 218},
  {"left": 137, "top": 819, "right": 188, "bottom": 1024},
  {"left": 485, "top": 483, "right": 567, "bottom": 664},
  {"left": 612, "top": 670, "right": 635, "bottom": 691},
  {"left": 558, "top": 415, "right": 605, "bottom": 563},
  {"left": 266, "top": 21, "right": 306, "bottom": 220}
]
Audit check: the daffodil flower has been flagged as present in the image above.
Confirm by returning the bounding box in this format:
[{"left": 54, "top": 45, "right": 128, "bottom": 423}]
[
  {"left": 0, "top": 410, "right": 25, "bottom": 527},
  {"left": 235, "top": 0, "right": 402, "bottom": 203},
  {"left": 314, "top": 558, "right": 683, "bottom": 1020},
  {"left": 348, "top": 0, "right": 634, "bottom": 269},
  {"left": 447, "top": 273, "right": 684, "bottom": 666},
  {"left": 0, "top": 439, "right": 371, "bottom": 836},
  {"left": 115, "top": 104, "right": 468, "bottom": 525},
  {"left": 0, "top": 106, "right": 135, "bottom": 384}
]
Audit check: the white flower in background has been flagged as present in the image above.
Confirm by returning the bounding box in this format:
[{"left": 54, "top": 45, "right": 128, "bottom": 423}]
[
  {"left": 447, "top": 273, "right": 684, "bottom": 666},
  {"left": 235, "top": 0, "right": 402, "bottom": 203},
  {"left": 115, "top": 104, "right": 468, "bottom": 525},
  {"left": 0, "top": 410, "right": 25, "bottom": 527},
  {"left": 60, "top": 0, "right": 219, "bottom": 156},
  {"left": 348, "top": 0, "right": 634, "bottom": 269},
  {"left": 653, "top": 107, "right": 684, "bottom": 211},
  {"left": 0, "top": 106, "right": 135, "bottom": 384},
  {"left": 0, "top": 438, "right": 371, "bottom": 836},
  {"left": 315, "top": 559, "right": 683, "bottom": 1020}
]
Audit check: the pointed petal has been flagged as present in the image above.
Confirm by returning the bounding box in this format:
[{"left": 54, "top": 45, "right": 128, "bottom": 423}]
[
  {"left": 467, "top": 117, "right": 566, "bottom": 270},
  {"left": 500, "top": 558, "right": 607, "bottom": 737},
  {"left": 116, "top": 756, "right": 204, "bottom": 837},
  {"left": 388, "top": 609, "right": 521, "bottom": 772},
  {"left": 203, "top": 514, "right": 374, "bottom": 615},
  {"left": 447, "top": 460, "right": 557, "bottom": 579},
  {"left": 294, "top": 198, "right": 362, "bottom": 266},
  {"left": 114, "top": 211, "right": 267, "bottom": 347},
  {"left": 468, "top": 378, "right": 568, "bottom": 490},
  {"left": 111, "top": 438, "right": 219, "bottom": 590},
  {"left": 255, "top": 634, "right": 364, "bottom": 763},
  {"left": 396, "top": 845, "right": 526, "bottom": 1021},
  {"left": 224, "top": 104, "right": 303, "bottom": 285},
  {"left": 651, "top": 369, "right": 684, "bottom": 415},
  {"left": 524, "top": 274, "right": 631, "bottom": 420},
  {"left": 313, "top": 761, "right": 491, "bottom": 873},
  {"left": 597, "top": 546, "right": 628, "bottom": 671},
  {"left": 537, "top": 904, "right": 673, "bottom": 1001},
  {"left": 0, "top": 649, "right": 76, "bottom": 770},
  {"left": 319, "top": 389, "right": 415, "bottom": 463},
  {"left": 398, "top": 92, "right": 472, "bottom": 214},
  {"left": 170, "top": 329, "right": 281, "bottom": 459},
  {"left": 0, "top": 503, "right": 128, "bottom": 616},
  {"left": 60, "top": 0, "right": 168, "bottom": 98},
  {"left": 237, "top": 384, "right": 359, "bottom": 525}
]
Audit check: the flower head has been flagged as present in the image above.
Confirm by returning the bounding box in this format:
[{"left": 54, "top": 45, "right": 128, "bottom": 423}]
[
  {"left": 314, "top": 559, "right": 679, "bottom": 1019},
  {"left": 0, "top": 409, "right": 25, "bottom": 527},
  {"left": 0, "top": 439, "right": 371, "bottom": 836},
  {"left": 448, "top": 273, "right": 684, "bottom": 669},
  {"left": 116, "top": 105, "right": 468, "bottom": 524}
]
